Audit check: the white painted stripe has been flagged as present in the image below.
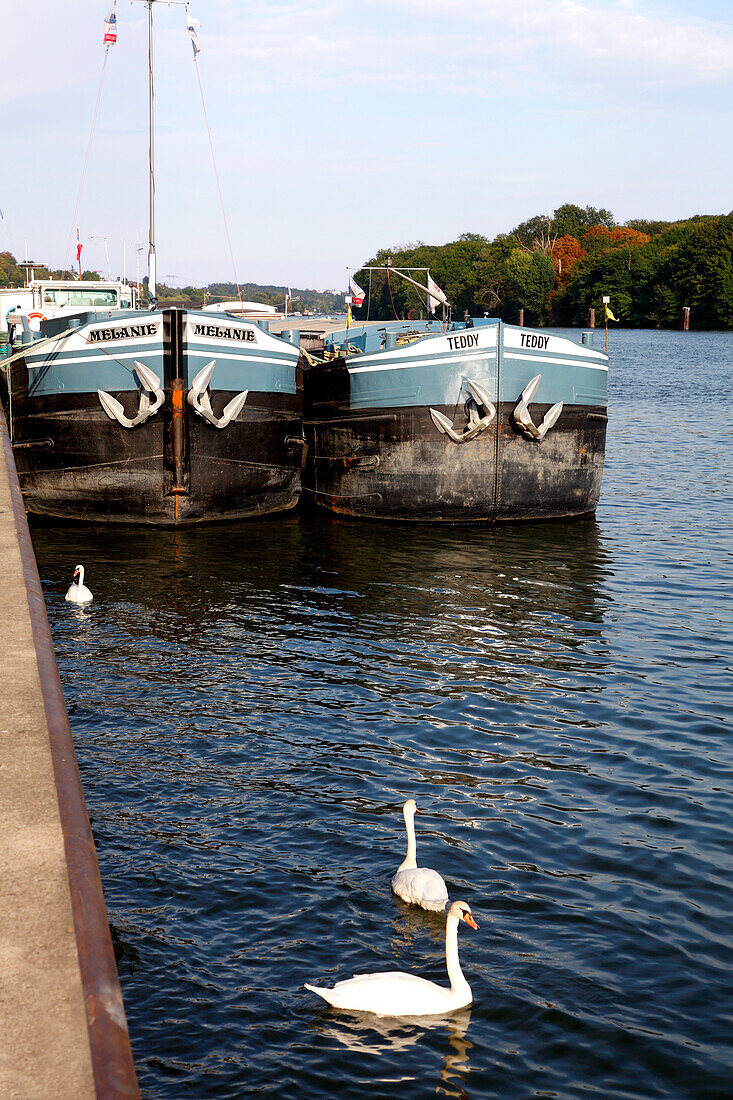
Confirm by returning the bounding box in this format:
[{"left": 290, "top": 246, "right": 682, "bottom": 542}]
[
  {"left": 27, "top": 354, "right": 151, "bottom": 371},
  {"left": 349, "top": 348, "right": 605, "bottom": 376},
  {"left": 349, "top": 350, "right": 496, "bottom": 375},
  {"left": 186, "top": 349, "right": 299, "bottom": 367},
  {"left": 504, "top": 352, "right": 608, "bottom": 372},
  {"left": 26, "top": 348, "right": 297, "bottom": 372}
]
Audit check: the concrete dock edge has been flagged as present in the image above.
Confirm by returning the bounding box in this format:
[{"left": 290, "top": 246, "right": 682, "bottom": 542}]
[{"left": 0, "top": 407, "right": 139, "bottom": 1099}]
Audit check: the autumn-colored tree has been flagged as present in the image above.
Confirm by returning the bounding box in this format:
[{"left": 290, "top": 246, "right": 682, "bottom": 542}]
[
  {"left": 609, "top": 227, "right": 651, "bottom": 247},
  {"left": 552, "top": 235, "right": 586, "bottom": 285},
  {"left": 581, "top": 226, "right": 612, "bottom": 245}
]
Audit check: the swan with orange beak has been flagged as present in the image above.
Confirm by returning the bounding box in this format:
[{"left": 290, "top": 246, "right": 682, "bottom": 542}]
[
  {"left": 65, "top": 564, "right": 93, "bottom": 605},
  {"left": 305, "top": 900, "right": 479, "bottom": 1016}
]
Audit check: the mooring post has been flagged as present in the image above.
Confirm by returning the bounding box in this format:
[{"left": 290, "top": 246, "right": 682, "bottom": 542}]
[
  {"left": 519, "top": 308, "right": 524, "bottom": 327},
  {"left": 589, "top": 308, "right": 595, "bottom": 328},
  {"left": 682, "top": 306, "right": 690, "bottom": 331}
]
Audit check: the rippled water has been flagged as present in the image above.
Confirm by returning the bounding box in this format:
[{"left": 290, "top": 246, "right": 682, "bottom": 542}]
[{"left": 33, "top": 329, "right": 732, "bottom": 1099}]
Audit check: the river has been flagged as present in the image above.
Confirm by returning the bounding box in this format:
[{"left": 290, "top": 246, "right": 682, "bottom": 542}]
[{"left": 32, "top": 328, "right": 732, "bottom": 1099}]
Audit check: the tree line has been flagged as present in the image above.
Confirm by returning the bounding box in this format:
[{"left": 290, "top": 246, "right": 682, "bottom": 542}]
[
  {"left": 0, "top": 253, "right": 345, "bottom": 316},
  {"left": 351, "top": 204, "right": 733, "bottom": 330},
  {"left": 4, "top": 203, "right": 731, "bottom": 328}
]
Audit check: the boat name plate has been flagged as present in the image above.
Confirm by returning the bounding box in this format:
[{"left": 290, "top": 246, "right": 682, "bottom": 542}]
[
  {"left": 520, "top": 333, "right": 550, "bottom": 350},
  {"left": 447, "top": 333, "right": 480, "bottom": 351},
  {"left": 87, "top": 323, "right": 159, "bottom": 343},
  {"left": 191, "top": 323, "right": 257, "bottom": 343}
]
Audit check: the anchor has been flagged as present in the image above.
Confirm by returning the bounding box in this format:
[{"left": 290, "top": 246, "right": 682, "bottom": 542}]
[
  {"left": 430, "top": 378, "right": 496, "bottom": 445},
  {"left": 187, "top": 360, "right": 248, "bottom": 429},
  {"left": 513, "top": 374, "right": 563, "bottom": 440},
  {"left": 97, "top": 361, "right": 164, "bottom": 429}
]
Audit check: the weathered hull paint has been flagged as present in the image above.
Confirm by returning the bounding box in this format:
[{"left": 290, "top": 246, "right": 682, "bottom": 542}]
[
  {"left": 305, "top": 402, "right": 606, "bottom": 522},
  {"left": 10, "top": 391, "right": 301, "bottom": 525},
  {"left": 3, "top": 307, "right": 303, "bottom": 525},
  {"left": 303, "top": 320, "right": 608, "bottom": 524}
]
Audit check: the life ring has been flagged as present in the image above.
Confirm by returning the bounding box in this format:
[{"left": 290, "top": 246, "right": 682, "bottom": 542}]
[{"left": 27, "top": 311, "right": 47, "bottom": 323}]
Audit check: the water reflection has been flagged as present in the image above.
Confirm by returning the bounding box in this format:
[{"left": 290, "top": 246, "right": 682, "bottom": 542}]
[
  {"left": 389, "top": 902, "right": 449, "bottom": 952},
  {"left": 314, "top": 1006, "right": 473, "bottom": 1097},
  {"left": 31, "top": 510, "right": 612, "bottom": 614},
  {"left": 32, "top": 512, "right": 614, "bottom": 708},
  {"left": 436, "top": 1008, "right": 473, "bottom": 1098}
]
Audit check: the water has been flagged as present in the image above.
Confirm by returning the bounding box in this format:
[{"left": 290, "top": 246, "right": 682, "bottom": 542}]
[{"left": 32, "top": 329, "right": 733, "bottom": 1099}]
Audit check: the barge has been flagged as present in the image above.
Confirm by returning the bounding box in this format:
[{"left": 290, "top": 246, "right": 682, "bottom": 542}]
[{"left": 302, "top": 317, "right": 607, "bottom": 523}]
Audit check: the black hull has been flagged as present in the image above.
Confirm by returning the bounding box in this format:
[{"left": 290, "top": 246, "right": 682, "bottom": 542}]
[
  {"left": 3, "top": 307, "right": 304, "bottom": 526},
  {"left": 10, "top": 391, "right": 302, "bottom": 526},
  {"left": 304, "top": 402, "right": 607, "bottom": 523}
]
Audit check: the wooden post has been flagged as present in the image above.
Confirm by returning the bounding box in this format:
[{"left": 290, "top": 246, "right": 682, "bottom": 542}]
[
  {"left": 519, "top": 308, "right": 524, "bottom": 327},
  {"left": 682, "top": 306, "right": 690, "bottom": 331},
  {"left": 589, "top": 308, "right": 595, "bottom": 328}
]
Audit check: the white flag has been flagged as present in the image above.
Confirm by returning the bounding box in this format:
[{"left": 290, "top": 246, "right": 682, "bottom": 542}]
[
  {"left": 348, "top": 276, "right": 365, "bottom": 307},
  {"left": 187, "top": 14, "right": 201, "bottom": 56},
  {"left": 427, "top": 274, "right": 447, "bottom": 313},
  {"left": 103, "top": 7, "right": 117, "bottom": 45}
]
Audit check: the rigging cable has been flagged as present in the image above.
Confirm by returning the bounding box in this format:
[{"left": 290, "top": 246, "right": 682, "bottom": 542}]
[
  {"left": 188, "top": 12, "right": 243, "bottom": 306},
  {"left": 63, "top": 33, "right": 114, "bottom": 274},
  {"left": 386, "top": 267, "right": 399, "bottom": 321},
  {"left": 413, "top": 272, "right": 429, "bottom": 316}
]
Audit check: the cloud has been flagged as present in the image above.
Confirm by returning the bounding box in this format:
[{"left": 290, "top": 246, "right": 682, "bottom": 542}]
[
  {"left": 208, "top": 0, "right": 733, "bottom": 103},
  {"left": 4, "top": 0, "right": 730, "bottom": 114}
]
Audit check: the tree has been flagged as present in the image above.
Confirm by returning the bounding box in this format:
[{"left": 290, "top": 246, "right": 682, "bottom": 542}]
[
  {"left": 626, "top": 218, "right": 675, "bottom": 237},
  {"left": 505, "top": 249, "right": 555, "bottom": 323},
  {"left": 510, "top": 214, "right": 552, "bottom": 249},
  {"left": 0, "top": 252, "right": 50, "bottom": 287},
  {"left": 609, "top": 227, "right": 650, "bottom": 248},
  {"left": 552, "top": 203, "right": 615, "bottom": 238},
  {"left": 552, "top": 235, "right": 586, "bottom": 285}
]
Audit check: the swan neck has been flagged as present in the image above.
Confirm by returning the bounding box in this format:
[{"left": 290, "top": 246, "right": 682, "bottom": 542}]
[
  {"left": 445, "top": 913, "right": 469, "bottom": 997},
  {"left": 398, "top": 809, "right": 417, "bottom": 871},
  {"left": 77, "top": 566, "right": 85, "bottom": 586}
]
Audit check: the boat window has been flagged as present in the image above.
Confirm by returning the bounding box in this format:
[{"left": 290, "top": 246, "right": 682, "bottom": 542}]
[{"left": 41, "top": 287, "right": 119, "bottom": 308}]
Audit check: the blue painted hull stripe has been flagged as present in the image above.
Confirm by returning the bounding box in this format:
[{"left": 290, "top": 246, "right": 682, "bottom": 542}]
[{"left": 347, "top": 364, "right": 605, "bottom": 409}]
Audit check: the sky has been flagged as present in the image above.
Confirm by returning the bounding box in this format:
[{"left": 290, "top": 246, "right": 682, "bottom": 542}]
[{"left": 1, "top": 0, "right": 731, "bottom": 290}]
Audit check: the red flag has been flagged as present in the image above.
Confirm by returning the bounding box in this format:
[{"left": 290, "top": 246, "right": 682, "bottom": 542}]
[
  {"left": 348, "top": 276, "right": 365, "bottom": 307},
  {"left": 76, "top": 243, "right": 83, "bottom": 263}
]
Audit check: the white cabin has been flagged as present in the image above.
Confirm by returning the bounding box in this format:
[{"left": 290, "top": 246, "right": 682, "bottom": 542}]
[{"left": 1, "top": 279, "right": 138, "bottom": 338}]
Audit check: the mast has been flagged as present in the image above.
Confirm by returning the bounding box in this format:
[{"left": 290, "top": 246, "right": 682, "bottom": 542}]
[
  {"left": 147, "top": 0, "right": 156, "bottom": 305},
  {"left": 132, "top": 0, "right": 192, "bottom": 307}
]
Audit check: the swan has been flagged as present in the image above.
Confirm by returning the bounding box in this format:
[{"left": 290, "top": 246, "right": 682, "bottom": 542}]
[
  {"left": 391, "top": 798, "right": 449, "bottom": 912},
  {"left": 65, "top": 564, "right": 93, "bottom": 605},
  {"left": 304, "top": 900, "right": 479, "bottom": 1016}
]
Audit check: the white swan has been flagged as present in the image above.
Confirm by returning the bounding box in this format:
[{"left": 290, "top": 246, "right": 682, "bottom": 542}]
[
  {"left": 391, "top": 798, "right": 448, "bottom": 911},
  {"left": 65, "top": 564, "right": 93, "bottom": 605},
  {"left": 304, "top": 900, "right": 479, "bottom": 1016}
]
